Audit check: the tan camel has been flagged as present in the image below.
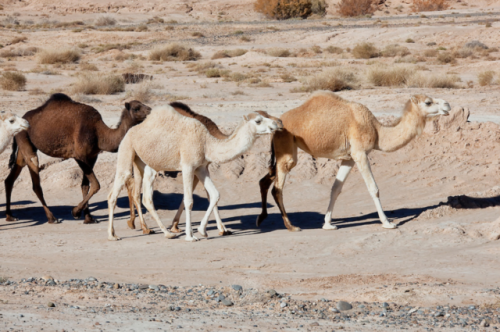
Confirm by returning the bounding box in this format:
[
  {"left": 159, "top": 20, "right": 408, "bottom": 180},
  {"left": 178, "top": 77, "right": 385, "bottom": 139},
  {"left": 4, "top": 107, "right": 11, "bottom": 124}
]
[
  {"left": 107, "top": 105, "right": 280, "bottom": 241},
  {"left": 257, "top": 91, "right": 450, "bottom": 231},
  {"left": 124, "top": 103, "right": 283, "bottom": 236}
]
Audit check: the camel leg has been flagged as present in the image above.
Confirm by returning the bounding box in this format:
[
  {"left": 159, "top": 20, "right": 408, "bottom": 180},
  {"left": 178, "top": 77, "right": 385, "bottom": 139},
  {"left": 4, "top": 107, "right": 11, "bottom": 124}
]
[
  {"left": 72, "top": 160, "right": 100, "bottom": 221},
  {"left": 107, "top": 168, "right": 132, "bottom": 241},
  {"left": 352, "top": 151, "right": 396, "bottom": 229},
  {"left": 256, "top": 168, "right": 276, "bottom": 227},
  {"left": 181, "top": 165, "right": 198, "bottom": 242},
  {"left": 129, "top": 158, "right": 153, "bottom": 235},
  {"left": 171, "top": 176, "right": 199, "bottom": 233},
  {"left": 4, "top": 151, "right": 26, "bottom": 222},
  {"left": 323, "top": 159, "right": 355, "bottom": 230},
  {"left": 78, "top": 157, "right": 98, "bottom": 224},
  {"left": 196, "top": 167, "right": 220, "bottom": 238},
  {"left": 212, "top": 205, "right": 231, "bottom": 236},
  {"left": 125, "top": 177, "right": 136, "bottom": 230}
]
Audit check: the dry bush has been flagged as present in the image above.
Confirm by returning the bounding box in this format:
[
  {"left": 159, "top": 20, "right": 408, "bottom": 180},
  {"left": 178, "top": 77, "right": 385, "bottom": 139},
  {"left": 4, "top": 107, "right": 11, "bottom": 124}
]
[
  {"left": 135, "top": 25, "right": 148, "bottom": 32},
  {"left": 337, "top": 0, "right": 376, "bottom": 17},
  {"left": 411, "top": 0, "right": 449, "bottom": 12},
  {"left": 254, "top": 0, "right": 326, "bottom": 20},
  {"left": 437, "top": 52, "right": 455, "bottom": 64},
  {"left": 95, "top": 16, "right": 116, "bottom": 26},
  {"left": 352, "top": 43, "right": 379, "bottom": 59},
  {"left": 0, "top": 47, "right": 38, "bottom": 58},
  {"left": 280, "top": 73, "right": 297, "bottom": 82},
  {"left": 311, "top": 45, "right": 322, "bottom": 54},
  {"left": 424, "top": 49, "right": 438, "bottom": 57},
  {"left": 10, "top": 36, "right": 27, "bottom": 45},
  {"left": 211, "top": 49, "right": 247, "bottom": 60},
  {"left": 206, "top": 68, "right": 222, "bottom": 78},
  {"left": 80, "top": 62, "right": 98, "bottom": 71},
  {"left": 405, "top": 38, "right": 415, "bottom": 43},
  {"left": 382, "top": 44, "right": 411, "bottom": 57},
  {"left": 149, "top": 44, "right": 201, "bottom": 61},
  {"left": 325, "top": 46, "right": 343, "bottom": 54},
  {"left": 478, "top": 71, "right": 495, "bottom": 86},
  {"left": 368, "top": 65, "right": 415, "bottom": 86},
  {"left": 0, "top": 71, "right": 26, "bottom": 91},
  {"left": 301, "top": 67, "right": 358, "bottom": 92},
  {"left": 230, "top": 72, "right": 247, "bottom": 82},
  {"left": 38, "top": 48, "right": 81, "bottom": 64},
  {"left": 130, "top": 81, "right": 153, "bottom": 102},
  {"left": 240, "top": 36, "right": 251, "bottom": 42},
  {"left": 266, "top": 48, "right": 291, "bottom": 57},
  {"left": 192, "top": 32, "right": 204, "bottom": 37},
  {"left": 464, "top": 40, "right": 488, "bottom": 50},
  {"left": 407, "top": 72, "right": 458, "bottom": 88},
  {"left": 73, "top": 73, "right": 125, "bottom": 95},
  {"left": 188, "top": 61, "right": 218, "bottom": 73}
]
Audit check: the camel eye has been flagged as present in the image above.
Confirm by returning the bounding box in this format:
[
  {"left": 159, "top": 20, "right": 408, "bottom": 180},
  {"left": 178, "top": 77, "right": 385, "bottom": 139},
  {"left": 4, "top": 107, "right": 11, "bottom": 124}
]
[
  {"left": 9, "top": 119, "right": 14, "bottom": 124},
  {"left": 425, "top": 100, "right": 432, "bottom": 106},
  {"left": 255, "top": 119, "right": 262, "bottom": 125}
]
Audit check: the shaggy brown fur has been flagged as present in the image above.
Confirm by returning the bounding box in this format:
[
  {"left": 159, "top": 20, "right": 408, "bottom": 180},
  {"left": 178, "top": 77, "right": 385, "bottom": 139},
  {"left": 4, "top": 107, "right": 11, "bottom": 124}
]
[{"left": 5, "top": 93, "right": 151, "bottom": 224}]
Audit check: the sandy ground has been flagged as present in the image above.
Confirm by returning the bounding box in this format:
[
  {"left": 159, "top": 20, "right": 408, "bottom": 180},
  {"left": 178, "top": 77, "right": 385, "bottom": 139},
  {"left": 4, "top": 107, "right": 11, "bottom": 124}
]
[{"left": 1, "top": 0, "right": 500, "bottom": 330}]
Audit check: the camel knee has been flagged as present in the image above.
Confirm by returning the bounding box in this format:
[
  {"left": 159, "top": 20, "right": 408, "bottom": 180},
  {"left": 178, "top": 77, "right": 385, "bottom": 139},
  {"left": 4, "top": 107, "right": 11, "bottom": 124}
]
[
  {"left": 184, "top": 198, "right": 194, "bottom": 210},
  {"left": 368, "top": 185, "right": 379, "bottom": 198},
  {"left": 30, "top": 156, "right": 39, "bottom": 168}
]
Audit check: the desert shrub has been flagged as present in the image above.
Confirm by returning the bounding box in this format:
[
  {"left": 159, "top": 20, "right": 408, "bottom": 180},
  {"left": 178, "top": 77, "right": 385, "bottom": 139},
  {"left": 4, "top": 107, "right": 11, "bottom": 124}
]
[
  {"left": 424, "top": 49, "right": 438, "bottom": 57},
  {"left": 131, "top": 81, "right": 153, "bottom": 102},
  {"left": 230, "top": 72, "right": 247, "bottom": 82},
  {"left": 147, "top": 16, "right": 165, "bottom": 24},
  {"left": 266, "top": 48, "right": 291, "bottom": 57},
  {"left": 149, "top": 44, "right": 201, "bottom": 61},
  {"left": 38, "top": 48, "right": 81, "bottom": 64},
  {"left": 240, "top": 36, "right": 251, "bottom": 42},
  {"left": 325, "top": 46, "right": 343, "bottom": 54},
  {"left": 0, "top": 47, "right": 38, "bottom": 58},
  {"left": 10, "top": 36, "right": 27, "bottom": 44},
  {"left": 206, "top": 68, "right": 222, "bottom": 78},
  {"left": 352, "top": 43, "right": 379, "bottom": 59},
  {"left": 437, "top": 52, "right": 455, "bottom": 64},
  {"left": 135, "top": 25, "right": 148, "bottom": 32},
  {"left": 453, "top": 48, "right": 472, "bottom": 58},
  {"left": 80, "top": 62, "right": 98, "bottom": 71},
  {"left": 478, "top": 71, "right": 495, "bottom": 86},
  {"left": 311, "top": 45, "right": 322, "bottom": 54},
  {"left": 427, "top": 42, "right": 437, "bottom": 46},
  {"left": 73, "top": 73, "right": 125, "bottom": 95},
  {"left": 254, "top": 0, "right": 326, "bottom": 20},
  {"left": 280, "top": 73, "right": 297, "bottom": 82},
  {"left": 337, "top": 0, "right": 376, "bottom": 17},
  {"left": 381, "top": 44, "right": 410, "bottom": 57},
  {"left": 464, "top": 40, "right": 488, "bottom": 50},
  {"left": 411, "top": 0, "right": 450, "bottom": 12},
  {"left": 188, "top": 61, "right": 218, "bottom": 73},
  {"left": 407, "top": 72, "right": 458, "bottom": 88},
  {"left": 405, "top": 38, "right": 415, "bottom": 43},
  {"left": 95, "top": 16, "right": 116, "bottom": 26},
  {"left": 0, "top": 71, "right": 26, "bottom": 91},
  {"left": 368, "top": 65, "right": 415, "bottom": 86},
  {"left": 211, "top": 49, "right": 247, "bottom": 59},
  {"left": 192, "top": 32, "right": 204, "bottom": 37},
  {"left": 301, "top": 67, "right": 357, "bottom": 92}
]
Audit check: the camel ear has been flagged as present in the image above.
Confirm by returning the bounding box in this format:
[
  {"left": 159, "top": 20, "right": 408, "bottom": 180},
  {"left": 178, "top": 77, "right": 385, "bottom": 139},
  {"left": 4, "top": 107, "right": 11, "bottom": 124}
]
[
  {"left": 243, "top": 115, "right": 249, "bottom": 121},
  {"left": 410, "top": 96, "right": 418, "bottom": 104},
  {"left": 125, "top": 102, "right": 131, "bottom": 111}
]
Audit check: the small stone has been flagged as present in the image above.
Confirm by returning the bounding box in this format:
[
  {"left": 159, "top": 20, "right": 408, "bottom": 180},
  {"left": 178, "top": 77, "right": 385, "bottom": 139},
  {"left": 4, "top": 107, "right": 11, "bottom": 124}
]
[
  {"left": 267, "top": 289, "right": 277, "bottom": 297},
  {"left": 138, "top": 284, "right": 149, "bottom": 290},
  {"left": 221, "top": 299, "right": 233, "bottom": 306},
  {"left": 434, "top": 311, "right": 445, "bottom": 317},
  {"left": 310, "top": 322, "right": 319, "bottom": 326},
  {"left": 113, "top": 283, "right": 120, "bottom": 289},
  {"left": 87, "top": 277, "right": 97, "bottom": 282},
  {"left": 216, "top": 295, "right": 225, "bottom": 302},
  {"left": 47, "top": 302, "right": 55, "bottom": 308},
  {"left": 280, "top": 302, "right": 287, "bottom": 308},
  {"left": 149, "top": 285, "right": 159, "bottom": 291},
  {"left": 468, "top": 305, "right": 476, "bottom": 310},
  {"left": 480, "top": 320, "right": 490, "bottom": 327},
  {"left": 19, "top": 314, "right": 24, "bottom": 318},
  {"left": 358, "top": 304, "right": 365, "bottom": 308},
  {"left": 42, "top": 275, "right": 54, "bottom": 281},
  {"left": 336, "top": 301, "right": 352, "bottom": 311},
  {"left": 329, "top": 307, "right": 340, "bottom": 313},
  {"left": 207, "top": 289, "right": 215, "bottom": 296},
  {"left": 231, "top": 285, "right": 243, "bottom": 292},
  {"left": 382, "top": 302, "right": 389, "bottom": 308}
]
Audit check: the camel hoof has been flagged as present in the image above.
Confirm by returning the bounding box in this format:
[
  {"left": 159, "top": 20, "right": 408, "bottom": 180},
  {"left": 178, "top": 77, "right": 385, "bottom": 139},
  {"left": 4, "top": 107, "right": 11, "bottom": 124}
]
[
  {"left": 322, "top": 224, "right": 338, "bottom": 230},
  {"left": 108, "top": 236, "right": 121, "bottom": 241},
  {"left": 170, "top": 226, "right": 182, "bottom": 233},
  {"left": 143, "top": 228, "right": 155, "bottom": 235},
  {"left": 185, "top": 236, "right": 199, "bottom": 242},
  {"left": 219, "top": 230, "right": 233, "bottom": 236},
  {"left": 127, "top": 219, "right": 136, "bottom": 230},
  {"left": 383, "top": 222, "right": 397, "bottom": 229},
  {"left": 84, "top": 216, "right": 98, "bottom": 224},
  {"left": 71, "top": 207, "right": 82, "bottom": 219},
  {"left": 48, "top": 218, "right": 61, "bottom": 224},
  {"left": 6, "top": 215, "right": 18, "bottom": 222},
  {"left": 197, "top": 227, "right": 208, "bottom": 238},
  {"left": 256, "top": 214, "right": 267, "bottom": 227},
  {"left": 164, "top": 231, "right": 177, "bottom": 239},
  {"left": 288, "top": 226, "right": 302, "bottom": 232}
]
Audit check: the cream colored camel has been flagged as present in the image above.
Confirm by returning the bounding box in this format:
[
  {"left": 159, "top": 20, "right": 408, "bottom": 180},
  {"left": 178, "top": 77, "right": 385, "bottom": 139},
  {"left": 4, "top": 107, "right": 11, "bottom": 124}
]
[
  {"left": 108, "top": 105, "right": 280, "bottom": 241},
  {"left": 0, "top": 113, "right": 29, "bottom": 154},
  {"left": 257, "top": 91, "right": 451, "bottom": 231}
]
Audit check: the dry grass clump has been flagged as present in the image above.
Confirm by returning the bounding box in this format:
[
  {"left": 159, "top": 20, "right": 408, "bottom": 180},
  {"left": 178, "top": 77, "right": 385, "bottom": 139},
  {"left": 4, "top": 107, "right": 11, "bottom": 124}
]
[
  {"left": 478, "top": 71, "right": 495, "bottom": 86},
  {"left": 149, "top": 44, "right": 201, "bottom": 61},
  {"left": 336, "top": 0, "right": 376, "bottom": 17},
  {"left": 95, "top": 16, "right": 116, "bottom": 26},
  {"left": 325, "top": 46, "right": 343, "bottom": 54},
  {"left": 73, "top": 73, "right": 125, "bottom": 95},
  {"left": 10, "top": 36, "right": 27, "bottom": 45},
  {"left": 452, "top": 48, "right": 472, "bottom": 59},
  {"left": 437, "top": 52, "right": 455, "bottom": 64},
  {"left": 381, "top": 44, "right": 411, "bottom": 57},
  {"left": 254, "top": 0, "right": 327, "bottom": 20},
  {"left": 206, "top": 68, "right": 223, "bottom": 78},
  {"left": 230, "top": 72, "right": 247, "bottom": 82},
  {"left": 130, "top": 81, "right": 153, "bottom": 102},
  {"left": 281, "top": 73, "right": 297, "bottom": 82},
  {"left": 211, "top": 49, "right": 247, "bottom": 59},
  {"left": 0, "top": 47, "right": 38, "bottom": 58},
  {"left": 266, "top": 48, "right": 291, "bottom": 57},
  {"left": 411, "top": 0, "right": 449, "bottom": 12},
  {"left": 80, "top": 62, "right": 98, "bottom": 71},
  {"left": 38, "top": 48, "right": 81, "bottom": 64},
  {"left": 424, "top": 49, "right": 438, "bottom": 57},
  {"left": 0, "top": 71, "right": 26, "bottom": 91},
  {"left": 299, "top": 67, "right": 358, "bottom": 92},
  {"left": 352, "top": 43, "right": 379, "bottom": 59},
  {"left": 192, "top": 32, "right": 204, "bottom": 38},
  {"left": 407, "top": 72, "right": 459, "bottom": 88},
  {"left": 368, "top": 65, "right": 415, "bottom": 86}
]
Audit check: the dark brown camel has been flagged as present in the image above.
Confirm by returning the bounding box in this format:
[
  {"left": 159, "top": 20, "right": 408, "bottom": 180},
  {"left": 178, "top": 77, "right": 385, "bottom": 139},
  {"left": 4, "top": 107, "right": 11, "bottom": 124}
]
[
  {"left": 125, "top": 102, "right": 283, "bottom": 235},
  {"left": 5, "top": 93, "right": 151, "bottom": 224}
]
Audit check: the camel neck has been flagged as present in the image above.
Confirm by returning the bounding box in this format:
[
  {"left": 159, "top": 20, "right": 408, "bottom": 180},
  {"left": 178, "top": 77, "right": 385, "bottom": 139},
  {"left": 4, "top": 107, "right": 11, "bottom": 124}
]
[
  {"left": 0, "top": 122, "right": 10, "bottom": 153},
  {"left": 205, "top": 121, "right": 256, "bottom": 164},
  {"left": 375, "top": 102, "right": 426, "bottom": 152},
  {"left": 97, "top": 109, "right": 134, "bottom": 152}
]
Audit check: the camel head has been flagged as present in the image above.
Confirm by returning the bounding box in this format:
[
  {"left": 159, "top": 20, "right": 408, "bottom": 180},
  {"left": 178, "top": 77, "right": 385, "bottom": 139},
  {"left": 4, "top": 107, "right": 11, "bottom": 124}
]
[
  {"left": 243, "top": 113, "right": 281, "bottom": 135},
  {"left": 125, "top": 101, "right": 152, "bottom": 124},
  {"left": 0, "top": 113, "right": 29, "bottom": 136},
  {"left": 255, "top": 110, "right": 284, "bottom": 131},
  {"left": 411, "top": 95, "right": 451, "bottom": 118}
]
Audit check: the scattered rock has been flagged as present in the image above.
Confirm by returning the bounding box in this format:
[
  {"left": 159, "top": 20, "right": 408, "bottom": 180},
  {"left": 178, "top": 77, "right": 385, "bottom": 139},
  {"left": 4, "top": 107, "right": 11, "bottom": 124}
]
[
  {"left": 336, "top": 301, "right": 352, "bottom": 311},
  {"left": 231, "top": 285, "right": 243, "bottom": 291},
  {"left": 47, "top": 302, "right": 55, "bottom": 308},
  {"left": 280, "top": 302, "right": 287, "bottom": 308},
  {"left": 221, "top": 299, "right": 233, "bottom": 306},
  {"left": 149, "top": 285, "right": 159, "bottom": 291},
  {"left": 41, "top": 275, "right": 54, "bottom": 281},
  {"left": 113, "top": 283, "right": 120, "bottom": 289},
  {"left": 480, "top": 319, "right": 490, "bottom": 327}
]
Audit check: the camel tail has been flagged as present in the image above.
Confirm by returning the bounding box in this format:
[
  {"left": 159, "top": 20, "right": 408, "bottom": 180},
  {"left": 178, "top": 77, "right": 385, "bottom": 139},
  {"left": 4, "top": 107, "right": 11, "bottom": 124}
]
[
  {"left": 8, "top": 140, "right": 18, "bottom": 169},
  {"left": 269, "top": 139, "right": 276, "bottom": 172}
]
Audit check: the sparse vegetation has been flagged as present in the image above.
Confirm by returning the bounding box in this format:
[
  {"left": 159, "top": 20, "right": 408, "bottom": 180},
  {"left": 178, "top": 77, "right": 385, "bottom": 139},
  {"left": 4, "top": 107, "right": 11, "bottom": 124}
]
[
  {"left": 382, "top": 44, "right": 411, "bottom": 57},
  {"left": 211, "top": 49, "right": 248, "bottom": 59},
  {"left": 266, "top": 48, "right": 291, "bottom": 57},
  {"left": 38, "top": 48, "right": 81, "bottom": 64},
  {"left": 280, "top": 73, "right": 297, "bottom": 82},
  {"left": 424, "top": 49, "right": 438, "bottom": 57},
  {"left": 130, "top": 81, "right": 153, "bottom": 102},
  {"left": 80, "top": 62, "right": 98, "bottom": 71},
  {"left": 95, "top": 16, "right": 116, "bottom": 26},
  {"left": 10, "top": 36, "right": 27, "bottom": 45},
  {"left": 352, "top": 43, "right": 379, "bottom": 59},
  {"left": 325, "top": 46, "right": 343, "bottom": 54},
  {"left": 411, "top": 0, "right": 450, "bottom": 12},
  {"left": 405, "top": 38, "right": 415, "bottom": 43},
  {"left": 478, "top": 71, "right": 495, "bottom": 86},
  {"left": 407, "top": 72, "right": 459, "bottom": 88},
  {"left": 192, "top": 32, "right": 204, "bottom": 38},
  {"left": 149, "top": 44, "right": 201, "bottom": 61},
  {"left": 294, "top": 67, "right": 358, "bottom": 92},
  {"left": 437, "top": 52, "right": 455, "bottom": 64},
  {"left": 337, "top": 0, "right": 376, "bottom": 17},
  {"left": 0, "top": 71, "right": 26, "bottom": 91},
  {"left": 135, "top": 25, "right": 148, "bottom": 32},
  {"left": 73, "top": 73, "right": 125, "bottom": 95},
  {"left": 206, "top": 68, "right": 223, "bottom": 78},
  {"left": 254, "top": 0, "right": 327, "bottom": 20},
  {"left": 368, "top": 65, "right": 415, "bottom": 87},
  {"left": 464, "top": 40, "right": 488, "bottom": 50}
]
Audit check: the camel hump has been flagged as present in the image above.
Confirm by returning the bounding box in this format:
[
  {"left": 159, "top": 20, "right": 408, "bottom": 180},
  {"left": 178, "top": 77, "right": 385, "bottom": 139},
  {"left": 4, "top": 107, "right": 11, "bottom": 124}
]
[
  {"left": 48, "top": 93, "right": 73, "bottom": 103},
  {"left": 170, "top": 102, "right": 197, "bottom": 117}
]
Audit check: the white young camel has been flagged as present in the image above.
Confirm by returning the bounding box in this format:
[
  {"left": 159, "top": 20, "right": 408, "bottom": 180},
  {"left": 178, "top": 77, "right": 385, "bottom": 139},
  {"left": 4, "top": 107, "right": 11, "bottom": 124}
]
[
  {"left": 0, "top": 113, "right": 29, "bottom": 154},
  {"left": 107, "top": 105, "right": 280, "bottom": 241}
]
